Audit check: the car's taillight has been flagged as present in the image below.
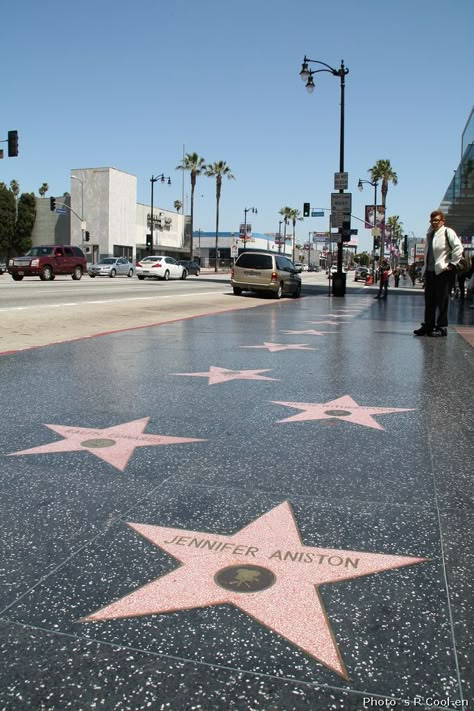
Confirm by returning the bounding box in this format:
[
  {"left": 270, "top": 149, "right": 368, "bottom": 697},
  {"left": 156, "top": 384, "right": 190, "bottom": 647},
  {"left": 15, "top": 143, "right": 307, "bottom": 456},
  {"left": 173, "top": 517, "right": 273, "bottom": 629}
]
[
  {"left": 231, "top": 268, "right": 234, "bottom": 278},
  {"left": 136, "top": 261, "right": 140, "bottom": 266},
  {"left": 31, "top": 259, "right": 39, "bottom": 267},
  {"left": 152, "top": 262, "right": 162, "bottom": 268},
  {"left": 271, "top": 271, "right": 277, "bottom": 282}
]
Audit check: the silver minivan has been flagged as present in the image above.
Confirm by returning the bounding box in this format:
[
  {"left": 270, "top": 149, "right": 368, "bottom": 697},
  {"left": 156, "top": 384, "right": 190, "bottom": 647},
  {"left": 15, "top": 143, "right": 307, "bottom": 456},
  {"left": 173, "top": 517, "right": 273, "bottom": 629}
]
[{"left": 231, "top": 251, "right": 301, "bottom": 299}]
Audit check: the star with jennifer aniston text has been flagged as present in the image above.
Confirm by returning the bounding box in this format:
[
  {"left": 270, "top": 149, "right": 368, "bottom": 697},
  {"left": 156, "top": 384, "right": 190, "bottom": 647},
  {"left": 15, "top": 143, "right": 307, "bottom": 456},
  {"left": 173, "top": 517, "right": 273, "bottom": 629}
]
[
  {"left": 80, "top": 501, "right": 427, "bottom": 679},
  {"left": 8, "top": 418, "right": 206, "bottom": 471},
  {"left": 174, "top": 366, "right": 279, "bottom": 384},
  {"left": 272, "top": 395, "right": 415, "bottom": 430}
]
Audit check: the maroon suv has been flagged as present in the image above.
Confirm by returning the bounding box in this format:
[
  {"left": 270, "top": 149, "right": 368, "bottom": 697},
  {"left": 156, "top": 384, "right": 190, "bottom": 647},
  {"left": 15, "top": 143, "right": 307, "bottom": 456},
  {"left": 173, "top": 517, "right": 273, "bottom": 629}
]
[{"left": 8, "top": 245, "right": 87, "bottom": 281}]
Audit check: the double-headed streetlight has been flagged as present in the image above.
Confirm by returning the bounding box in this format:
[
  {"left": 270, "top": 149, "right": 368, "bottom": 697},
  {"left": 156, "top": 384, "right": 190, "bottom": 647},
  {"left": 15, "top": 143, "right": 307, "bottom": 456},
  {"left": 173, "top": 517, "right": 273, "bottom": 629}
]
[
  {"left": 358, "top": 178, "right": 379, "bottom": 280},
  {"left": 299, "top": 56, "right": 349, "bottom": 293},
  {"left": 242, "top": 206, "right": 257, "bottom": 251},
  {"left": 149, "top": 174, "right": 171, "bottom": 254}
]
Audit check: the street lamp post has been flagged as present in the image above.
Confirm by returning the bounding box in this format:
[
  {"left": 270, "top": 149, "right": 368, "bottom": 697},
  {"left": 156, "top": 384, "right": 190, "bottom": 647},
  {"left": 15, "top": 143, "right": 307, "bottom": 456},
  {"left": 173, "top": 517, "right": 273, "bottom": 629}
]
[
  {"left": 242, "top": 206, "right": 257, "bottom": 251},
  {"left": 358, "top": 178, "right": 378, "bottom": 281},
  {"left": 150, "top": 174, "right": 171, "bottom": 254},
  {"left": 71, "top": 174, "right": 84, "bottom": 244},
  {"left": 278, "top": 220, "right": 283, "bottom": 252},
  {"left": 300, "top": 56, "right": 349, "bottom": 294}
]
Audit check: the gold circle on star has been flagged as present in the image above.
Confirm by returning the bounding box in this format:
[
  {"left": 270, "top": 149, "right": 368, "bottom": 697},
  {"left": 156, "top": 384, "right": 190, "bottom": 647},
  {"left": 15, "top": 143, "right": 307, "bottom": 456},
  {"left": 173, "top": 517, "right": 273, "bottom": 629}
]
[
  {"left": 215, "top": 564, "right": 276, "bottom": 593},
  {"left": 80, "top": 438, "right": 116, "bottom": 448}
]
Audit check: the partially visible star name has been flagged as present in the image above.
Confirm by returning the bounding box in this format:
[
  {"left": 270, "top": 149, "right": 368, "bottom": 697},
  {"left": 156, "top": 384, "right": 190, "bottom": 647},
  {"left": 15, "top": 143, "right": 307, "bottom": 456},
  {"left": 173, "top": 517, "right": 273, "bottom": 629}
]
[{"left": 162, "top": 536, "right": 359, "bottom": 568}]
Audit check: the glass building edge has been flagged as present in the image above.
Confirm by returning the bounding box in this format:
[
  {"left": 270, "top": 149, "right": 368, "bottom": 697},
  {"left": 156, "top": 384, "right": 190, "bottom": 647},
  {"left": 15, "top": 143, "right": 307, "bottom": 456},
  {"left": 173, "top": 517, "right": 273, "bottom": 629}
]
[{"left": 440, "top": 106, "right": 474, "bottom": 241}]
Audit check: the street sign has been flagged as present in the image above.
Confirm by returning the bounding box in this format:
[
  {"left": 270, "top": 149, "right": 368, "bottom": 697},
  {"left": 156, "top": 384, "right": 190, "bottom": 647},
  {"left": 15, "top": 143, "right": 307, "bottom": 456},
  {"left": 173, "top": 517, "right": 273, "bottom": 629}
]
[
  {"left": 311, "top": 210, "right": 325, "bottom": 217},
  {"left": 55, "top": 208, "right": 67, "bottom": 214},
  {"left": 334, "top": 172, "right": 348, "bottom": 190},
  {"left": 331, "top": 192, "right": 352, "bottom": 214}
]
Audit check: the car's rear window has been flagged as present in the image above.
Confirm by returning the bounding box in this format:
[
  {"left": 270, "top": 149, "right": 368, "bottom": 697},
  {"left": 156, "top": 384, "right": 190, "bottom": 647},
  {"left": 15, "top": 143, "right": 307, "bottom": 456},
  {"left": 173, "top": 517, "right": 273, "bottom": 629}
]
[{"left": 236, "top": 253, "right": 273, "bottom": 269}]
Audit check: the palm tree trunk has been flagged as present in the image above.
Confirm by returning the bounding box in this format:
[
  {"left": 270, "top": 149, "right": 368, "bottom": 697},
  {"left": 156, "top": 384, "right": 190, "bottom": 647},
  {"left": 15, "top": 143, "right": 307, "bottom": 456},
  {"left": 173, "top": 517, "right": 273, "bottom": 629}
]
[
  {"left": 215, "top": 198, "right": 220, "bottom": 272},
  {"left": 190, "top": 179, "right": 195, "bottom": 260}
]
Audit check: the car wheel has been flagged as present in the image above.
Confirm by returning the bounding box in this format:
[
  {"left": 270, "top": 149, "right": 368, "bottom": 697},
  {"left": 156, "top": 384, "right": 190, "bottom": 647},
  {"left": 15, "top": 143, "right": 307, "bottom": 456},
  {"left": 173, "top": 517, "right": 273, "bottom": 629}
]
[
  {"left": 293, "top": 284, "right": 301, "bottom": 298},
  {"left": 109, "top": 269, "right": 116, "bottom": 278},
  {"left": 137, "top": 276, "right": 145, "bottom": 280},
  {"left": 40, "top": 266, "right": 53, "bottom": 281},
  {"left": 72, "top": 266, "right": 83, "bottom": 280},
  {"left": 181, "top": 269, "right": 187, "bottom": 280},
  {"left": 11, "top": 273, "right": 23, "bottom": 281},
  {"left": 164, "top": 270, "right": 170, "bottom": 281},
  {"left": 128, "top": 270, "right": 133, "bottom": 277},
  {"left": 233, "top": 287, "right": 242, "bottom": 295},
  {"left": 275, "top": 283, "right": 283, "bottom": 299}
]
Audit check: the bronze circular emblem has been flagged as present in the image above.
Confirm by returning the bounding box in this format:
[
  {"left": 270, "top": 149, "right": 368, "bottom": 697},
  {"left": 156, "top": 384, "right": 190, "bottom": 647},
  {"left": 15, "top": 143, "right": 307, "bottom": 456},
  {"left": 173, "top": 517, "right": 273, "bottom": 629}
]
[
  {"left": 80, "top": 438, "right": 116, "bottom": 449},
  {"left": 324, "top": 410, "right": 351, "bottom": 417},
  {"left": 215, "top": 564, "right": 276, "bottom": 593}
]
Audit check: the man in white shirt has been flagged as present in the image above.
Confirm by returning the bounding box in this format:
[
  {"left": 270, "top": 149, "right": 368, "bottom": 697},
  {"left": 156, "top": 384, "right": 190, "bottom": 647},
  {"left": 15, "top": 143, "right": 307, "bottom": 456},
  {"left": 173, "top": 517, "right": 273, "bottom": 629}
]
[{"left": 413, "top": 210, "right": 463, "bottom": 337}]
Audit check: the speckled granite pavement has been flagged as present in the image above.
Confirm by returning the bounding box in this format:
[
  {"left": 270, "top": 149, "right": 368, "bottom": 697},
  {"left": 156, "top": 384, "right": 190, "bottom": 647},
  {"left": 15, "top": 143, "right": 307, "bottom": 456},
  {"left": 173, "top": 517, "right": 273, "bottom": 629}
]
[{"left": 0, "top": 290, "right": 473, "bottom": 710}]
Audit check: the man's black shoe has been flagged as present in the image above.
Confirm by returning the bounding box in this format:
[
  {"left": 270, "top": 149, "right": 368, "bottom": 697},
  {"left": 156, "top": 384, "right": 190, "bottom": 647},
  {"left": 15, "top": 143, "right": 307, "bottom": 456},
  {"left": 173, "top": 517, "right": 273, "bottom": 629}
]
[
  {"left": 428, "top": 327, "right": 447, "bottom": 337},
  {"left": 413, "top": 325, "right": 433, "bottom": 336}
]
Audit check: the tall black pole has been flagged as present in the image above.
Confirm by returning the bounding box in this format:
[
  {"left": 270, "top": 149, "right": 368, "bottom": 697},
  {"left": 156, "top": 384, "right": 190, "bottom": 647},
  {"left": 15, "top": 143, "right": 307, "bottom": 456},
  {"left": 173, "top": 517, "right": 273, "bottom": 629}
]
[
  {"left": 337, "top": 61, "right": 346, "bottom": 274},
  {"left": 150, "top": 178, "right": 154, "bottom": 255}
]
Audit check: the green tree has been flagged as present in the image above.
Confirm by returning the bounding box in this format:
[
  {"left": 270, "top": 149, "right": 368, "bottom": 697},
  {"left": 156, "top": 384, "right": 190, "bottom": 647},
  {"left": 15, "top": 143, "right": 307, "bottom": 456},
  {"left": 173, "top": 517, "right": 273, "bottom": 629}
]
[
  {"left": 176, "top": 152, "right": 206, "bottom": 260},
  {"left": 368, "top": 160, "right": 398, "bottom": 259},
  {"left": 38, "top": 182, "right": 49, "bottom": 198},
  {"left": 14, "top": 192, "right": 36, "bottom": 255},
  {"left": 0, "top": 183, "right": 16, "bottom": 257},
  {"left": 173, "top": 199, "right": 183, "bottom": 213},
  {"left": 205, "top": 160, "right": 235, "bottom": 272}
]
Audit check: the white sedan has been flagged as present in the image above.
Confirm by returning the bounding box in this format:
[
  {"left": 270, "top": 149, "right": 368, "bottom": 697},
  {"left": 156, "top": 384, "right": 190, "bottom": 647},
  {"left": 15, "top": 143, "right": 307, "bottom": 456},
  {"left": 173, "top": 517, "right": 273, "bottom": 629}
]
[{"left": 136, "top": 256, "right": 187, "bottom": 281}]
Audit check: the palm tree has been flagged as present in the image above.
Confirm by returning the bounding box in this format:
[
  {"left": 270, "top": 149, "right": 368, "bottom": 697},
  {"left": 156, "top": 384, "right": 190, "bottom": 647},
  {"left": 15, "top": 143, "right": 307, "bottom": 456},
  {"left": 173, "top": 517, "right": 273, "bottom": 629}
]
[
  {"left": 205, "top": 160, "right": 235, "bottom": 272},
  {"left": 386, "top": 215, "right": 403, "bottom": 267},
  {"left": 176, "top": 152, "right": 206, "bottom": 260},
  {"left": 10, "top": 180, "right": 20, "bottom": 200},
  {"left": 288, "top": 208, "right": 303, "bottom": 263},
  {"left": 38, "top": 182, "right": 49, "bottom": 198},
  {"left": 173, "top": 199, "right": 183, "bottom": 213},
  {"left": 279, "top": 206, "right": 293, "bottom": 255},
  {"left": 368, "top": 160, "right": 397, "bottom": 260}
]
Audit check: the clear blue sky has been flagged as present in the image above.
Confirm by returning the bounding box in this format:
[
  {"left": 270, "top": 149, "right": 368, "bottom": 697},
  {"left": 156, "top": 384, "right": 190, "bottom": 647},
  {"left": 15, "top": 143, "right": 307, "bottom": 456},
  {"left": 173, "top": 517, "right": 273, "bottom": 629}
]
[{"left": 2, "top": 0, "right": 473, "bottom": 251}]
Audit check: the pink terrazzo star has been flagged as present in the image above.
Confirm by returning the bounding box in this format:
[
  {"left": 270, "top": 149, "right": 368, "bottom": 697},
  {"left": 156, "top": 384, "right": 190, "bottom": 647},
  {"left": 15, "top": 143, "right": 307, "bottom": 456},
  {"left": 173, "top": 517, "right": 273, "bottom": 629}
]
[
  {"left": 240, "top": 342, "right": 317, "bottom": 352},
  {"left": 80, "top": 501, "right": 427, "bottom": 679},
  {"left": 306, "top": 320, "right": 343, "bottom": 326},
  {"left": 272, "top": 395, "right": 415, "bottom": 430},
  {"left": 8, "top": 417, "right": 205, "bottom": 471},
  {"left": 174, "top": 366, "right": 278, "bottom": 384},
  {"left": 280, "top": 329, "right": 333, "bottom": 336}
]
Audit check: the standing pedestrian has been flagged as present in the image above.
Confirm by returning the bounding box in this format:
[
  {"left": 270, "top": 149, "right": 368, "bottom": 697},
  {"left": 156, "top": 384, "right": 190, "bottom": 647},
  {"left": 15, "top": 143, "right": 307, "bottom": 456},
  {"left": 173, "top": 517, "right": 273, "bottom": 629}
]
[
  {"left": 374, "top": 258, "right": 391, "bottom": 299},
  {"left": 393, "top": 266, "right": 401, "bottom": 287},
  {"left": 413, "top": 210, "right": 463, "bottom": 337}
]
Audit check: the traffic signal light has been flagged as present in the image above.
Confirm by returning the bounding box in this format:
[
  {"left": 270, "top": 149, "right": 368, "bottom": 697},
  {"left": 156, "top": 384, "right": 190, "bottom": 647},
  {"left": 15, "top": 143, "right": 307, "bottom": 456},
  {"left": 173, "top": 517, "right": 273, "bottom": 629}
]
[
  {"left": 403, "top": 235, "right": 408, "bottom": 256},
  {"left": 84, "top": 231, "right": 90, "bottom": 242},
  {"left": 50, "top": 197, "right": 56, "bottom": 211},
  {"left": 146, "top": 233, "right": 153, "bottom": 249},
  {"left": 341, "top": 218, "right": 351, "bottom": 242},
  {"left": 7, "top": 130, "right": 18, "bottom": 157},
  {"left": 303, "top": 202, "right": 310, "bottom": 217},
  {"left": 374, "top": 236, "right": 380, "bottom": 249}
]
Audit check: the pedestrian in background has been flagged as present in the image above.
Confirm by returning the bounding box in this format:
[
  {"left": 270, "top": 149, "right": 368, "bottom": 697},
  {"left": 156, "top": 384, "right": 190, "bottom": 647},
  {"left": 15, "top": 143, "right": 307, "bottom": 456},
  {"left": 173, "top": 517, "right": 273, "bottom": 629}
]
[
  {"left": 374, "top": 258, "right": 391, "bottom": 299},
  {"left": 414, "top": 210, "right": 463, "bottom": 337},
  {"left": 393, "top": 266, "right": 401, "bottom": 287}
]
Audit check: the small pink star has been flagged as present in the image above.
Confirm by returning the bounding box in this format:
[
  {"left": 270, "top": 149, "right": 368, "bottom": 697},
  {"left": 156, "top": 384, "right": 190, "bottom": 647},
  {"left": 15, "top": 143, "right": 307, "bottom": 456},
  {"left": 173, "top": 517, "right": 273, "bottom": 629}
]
[
  {"left": 240, "top": 342, "right": 317, "bottom": 352},
  {"left": 281, "top": 329, "right": 333, "bottom": 336},
  {"left": 272, "top": 395, "right": 415, "bottom": 430},
  {"left": 174, "top": 366, "right": 278, "bottom": 385},
  {"left": 8, "top": 418, "right": 206, "bottom": 471}
]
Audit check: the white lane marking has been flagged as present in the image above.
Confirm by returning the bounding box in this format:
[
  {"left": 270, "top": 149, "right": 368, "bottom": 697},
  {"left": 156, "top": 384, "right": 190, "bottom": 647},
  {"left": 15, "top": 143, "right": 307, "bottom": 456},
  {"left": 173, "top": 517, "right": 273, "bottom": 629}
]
[{"left": 0, "top": 291, "right": 225, "bottom": 312}]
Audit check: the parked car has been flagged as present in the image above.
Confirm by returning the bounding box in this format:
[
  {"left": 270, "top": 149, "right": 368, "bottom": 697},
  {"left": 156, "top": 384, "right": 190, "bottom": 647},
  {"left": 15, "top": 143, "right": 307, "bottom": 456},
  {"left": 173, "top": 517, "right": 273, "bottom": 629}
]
[
  {"left": 8, "top": 245, "right": 87, "bottom": 281},
  {"left": 0, "top": 262, "right": 6, "bottom": 275},
  {"left": 88, "top": 257, "right": 135, "bottom": 278},
  {"left": 293, "top": 263, "right": 303, "bottom": 273},
  {"left": 354, "top": 266, "right": 370, "bottom": 282},
  {"left": 230, "top": 251, "right": 301, "bottom": 299},
  {"left": 136, "top": 255, "right": 187, "bottom": 280},
  {"left": 178, "top": 260, "right": 200, "bottom": 276}
]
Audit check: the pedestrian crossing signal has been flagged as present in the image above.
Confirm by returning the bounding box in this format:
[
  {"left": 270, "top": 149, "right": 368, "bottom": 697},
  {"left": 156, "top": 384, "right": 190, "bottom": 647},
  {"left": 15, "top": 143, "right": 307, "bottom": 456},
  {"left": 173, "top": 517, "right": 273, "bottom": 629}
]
[{"left": 303, "top": 203, "right": 310, "bottom": 217}]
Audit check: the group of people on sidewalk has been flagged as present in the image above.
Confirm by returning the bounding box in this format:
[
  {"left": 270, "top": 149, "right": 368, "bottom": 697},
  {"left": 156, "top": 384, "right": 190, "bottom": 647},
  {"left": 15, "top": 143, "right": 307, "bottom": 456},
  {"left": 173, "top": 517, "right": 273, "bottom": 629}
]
[{"left": 373, "top": 210, "right": 473, "bottom": 337}]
